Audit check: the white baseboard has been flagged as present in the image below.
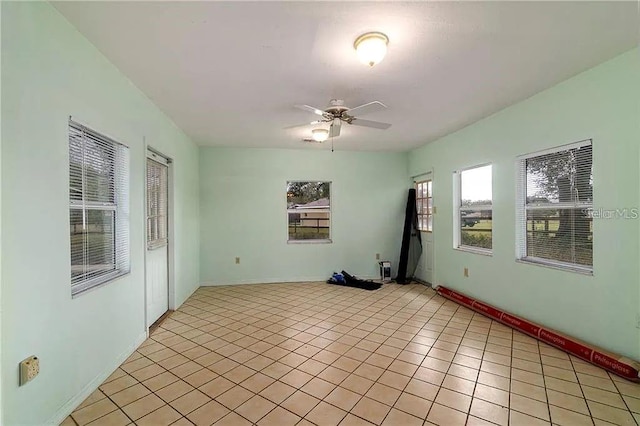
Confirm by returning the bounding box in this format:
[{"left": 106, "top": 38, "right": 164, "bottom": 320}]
[
  {"left": 48, "top": 331, "right": 147, "bottom": 425},
  {"left": 200, "top": 274, "right": 380, "bottom": 286}
]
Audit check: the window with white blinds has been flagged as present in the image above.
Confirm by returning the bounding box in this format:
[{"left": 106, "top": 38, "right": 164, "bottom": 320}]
[
  {"left": 69, "top": 119, "right": 130, "bottom": 296},
  {"left": 147, "top": 157, "right": 168, "bottom": 249},
  {"left": 516, "top": 140, "right": 593, "bottom": 273}
]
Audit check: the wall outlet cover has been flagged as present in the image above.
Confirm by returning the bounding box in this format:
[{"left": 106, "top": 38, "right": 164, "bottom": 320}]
[{"left": 19, "top": 355, "right": 39, "bottom": 385}]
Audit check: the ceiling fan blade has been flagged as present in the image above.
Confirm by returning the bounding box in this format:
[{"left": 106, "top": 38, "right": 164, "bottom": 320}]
[
  {"left": 283, "top": 120, "right": 323, "bottom": 129},
  {"left": 350, "top": 118, "right": 392, "bottom": 130},
  {"left": 294, "top": 104, "right": 326, "bottom": 117},
  {"left": 329, "top": 120, "right": 341, "bottom": 137},
  {"left": 347, "top": 101, "right": 387, "bottom": 117}
]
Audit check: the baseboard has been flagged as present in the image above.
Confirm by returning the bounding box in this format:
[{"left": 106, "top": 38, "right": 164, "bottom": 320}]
[
  {"left": 48, "top": 331, "right": 147, "bottom": 425},
  {"left": 200, "top": 275, "right": 380, "bottom": 286}
]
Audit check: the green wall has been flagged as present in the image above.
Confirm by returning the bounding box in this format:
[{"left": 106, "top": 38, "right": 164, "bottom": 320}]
[
  {"left": 199, "top": 147, "right": 408, "bottom": 285},
  {"left": 1, "top": 2, "right": 200, "bottom": 424},
  {"left": 408, "top": 49, "right": 640, "bottom": 359}
]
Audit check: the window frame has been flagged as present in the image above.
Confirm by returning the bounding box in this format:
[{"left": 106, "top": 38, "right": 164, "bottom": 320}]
[
  {"left": 516, "top": 139, "right": 593, "bottom": 275},
  {"left": 453, "top": 163, "right": 493, "bottom": 255},
  {"left": 69, "top": 119, "right": 130, "bottom": 296},
  {"left": 286, "top": 181, "right": 332, "bottom": 244},
  {"left": 415, "top": 179, "right": 433, "bottom": 233}
]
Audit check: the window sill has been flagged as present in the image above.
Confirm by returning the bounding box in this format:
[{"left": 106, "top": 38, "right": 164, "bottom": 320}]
[
  {"left": 287, "top": 239, "right": 332, "bottom": 244},
  {"left": 516, "top": 258, "right": 593, "bottom": 276},
  {"left": 72, "top": 270, "right": 130, "bottom": 298},
  {"left": 454, "top": 246, "right": 493, "bottom": 256}
]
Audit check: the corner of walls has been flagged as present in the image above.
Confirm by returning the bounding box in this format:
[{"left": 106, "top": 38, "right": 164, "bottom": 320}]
[
  {"left": 407, "top": 49, "right": 640, "bottom": 359},
  {"left": 1, "top": 2, "right": 201, "bottom": 424},
  {"left": 198, "top": 147, "right": 408, "bottom": 286}
]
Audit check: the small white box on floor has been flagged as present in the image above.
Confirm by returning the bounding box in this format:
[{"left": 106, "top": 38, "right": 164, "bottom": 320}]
[{"left": 379, "top": 261, "right": 391, "bottom": 282}]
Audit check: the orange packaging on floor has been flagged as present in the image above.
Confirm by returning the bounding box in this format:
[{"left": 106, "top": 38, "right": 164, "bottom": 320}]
[{"left": 435, "top": 285, "right": 640, "bottom": 382}]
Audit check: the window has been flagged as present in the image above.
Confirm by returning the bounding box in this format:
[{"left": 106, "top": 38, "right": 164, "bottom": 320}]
[
  {"left": 69, "top": 119, "right": 130, "bottom": 296},
  {"left": 147, "top": 157, "right": 168, "bottom": 249},
  {"left": 454, "top": 164, "right": 492, "bottom": 252},
  {"left": 516, "top": 140, "right": 593, "bottom": 273},
  {"left": 416, "top": 179, "right": 433, "bottom": 232},
  {"left": 287, "top": 181, "right": 331, "bottom": 242}
]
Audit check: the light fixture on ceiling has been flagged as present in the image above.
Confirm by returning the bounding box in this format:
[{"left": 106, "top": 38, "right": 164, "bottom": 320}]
[
  {"left": 354, "top": 32, "right": 389, "bottom": 67},
  {"left": 311, "top": 128, "right": 329, "bottom": 142}
]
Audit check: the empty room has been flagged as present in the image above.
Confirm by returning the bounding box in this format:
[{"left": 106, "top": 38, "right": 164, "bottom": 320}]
[{"left": 2, "top": 1, "right": 640, "bottom": 425}]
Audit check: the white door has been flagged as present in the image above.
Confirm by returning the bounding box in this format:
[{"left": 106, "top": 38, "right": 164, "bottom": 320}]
[
  {"left": 415, "top": 175, "right": 434, "bottom": 285},
  {"left": 146, "top": 152, "right": 169, "bottom": 327}
]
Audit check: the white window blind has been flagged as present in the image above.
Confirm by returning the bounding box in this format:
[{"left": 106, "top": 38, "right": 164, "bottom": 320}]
[
  {"left": 147, "top": 157, "right": 168, "bottom": 249},
  {"left": 454, "top": 164, "right": 493, "bottom": 252},
  {"left": 516, "top": 140, "right": 593, "bottom": 273},
  {"left": 69, "top": 119, "right": 130, "bottom": 296}
]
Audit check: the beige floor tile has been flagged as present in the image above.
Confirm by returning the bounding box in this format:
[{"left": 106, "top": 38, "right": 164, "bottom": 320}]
[
  {"left": 122, "top": 394, "right": 166, "bottom": 420},
  {"left": 76, "top": 390, "right": 108, "bottom": 412},
  {"left": 587, "top": 400, "right": 636, "bottom": 425},
  {"left": 413, "top": 366, "right": 446, "bottom": 386},
  {"left": 582, "top": 385, "right": 627, "bottom": 409},
  {"left": 547, "top": 389, "right": 589, "bottom": 415},
  {"left": 136, "top": 405, "right": 182, "bottom": 426},
  {"left": 393, "top": 393, "right": 432, "bottom": 419},
  {"left": 435, "top": 388, "right": 472, "bottom": 412},
  {"left": 441, "top": 374, "right": 476, "bottom": 396},
  {"left": 340, "top": 374, "right": 374, "bottom": 395},
  {"left": 317, "top": 365, "right": 350, "bottom": 385},
  {"left": 131, "top": 364, "right": 166, "bottom": 381},
  {"left": 169, "top": 389, "right": 210, "bottom": 416},
  {"left": 381, "top": 408, "right": 423, "bottom": 426},
  {"left": 235, "top": 395, "right": 276, "bottom": 423},
  {"left": 257, "top": 406, "right": 300, "bottom": 426},
  {"left": 378, "top": 370, "right": 411, "bottom": 391},
  {"left": 155, "top": 380, "right": 194, "bottom": 403},
  {"left": 470, "top": 398, "right": 509, "bottom": 425},
  {"left": 545, "top": 376, "right": 584, "bottom": 398},
  {"left": 213, "top": 412, "right": 252, "bottom": 426},
  {"left": 365, "top": 383, "right": 402, "bottom": 406},
  {"left": 259, "top": 380, "right": 296, "bottom": 404},
  {"left": 305, "top": 401, "right": 348, "bottom": 426},
  {"left": 509, "top": 410, "right": 551, "bottom": 426},
  {"left": 281, "top": 391, "right": 320, "bottom": 417},
  {"left": 110, "top": 383, "right": 151, "bottom": 407},
  {"left": 84, "top": 409, "right": 130, "bottom": 426},
  {"left": 549, "top": 405, "right": 594, "bottom": 425},
  {"left": 324, "top": 386, "right": 362, "bottom": 411},
  {"left": 301, "top": 377, "right": 336, "bottom": 399},
  {"left": 184, "top": 368, "right": 217, "bottom": 388},
  {"left": 474, "top": 382, "right": 509, "bottom": 406},
  {"left": 510, "top": 393, "right": 550, "bottom": 421},
  {"left": 279, "top": 369, "right": 312, "bottom": 389},
  {"left": 186, "top": 400, "right": 230, "bottom": 426},
  {"left": 351, "top": 396, "right": 392, "bottom": 425},
  {"left": 426, "top": 402, "right": 467, "bottom": 426},
  {"left": 215, "top": 385, "right": 254, "bottom": 410},
  {"left": 193, "top": 376, "right": 231, "bottom": 398}
]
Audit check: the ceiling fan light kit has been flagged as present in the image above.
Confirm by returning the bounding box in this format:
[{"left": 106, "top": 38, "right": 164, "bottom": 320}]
[
  {"left": 311, "top": 128, "right": 329, "bottom": 142},
  {"left": 354, "top": 32, "right": 389, "bottom": 67}
]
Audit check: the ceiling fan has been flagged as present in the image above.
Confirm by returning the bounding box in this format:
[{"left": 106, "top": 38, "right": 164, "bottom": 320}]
[{"left": 286, "top": 99, "right": 392, "bottom": 139}]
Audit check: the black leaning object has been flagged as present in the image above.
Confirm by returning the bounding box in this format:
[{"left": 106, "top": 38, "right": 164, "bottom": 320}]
[
  {"left": 396, "top": 188, "right": 423, "bottom": 284},
  {"left": 326, "top": 270, "right": 382, "bottom": 291}
]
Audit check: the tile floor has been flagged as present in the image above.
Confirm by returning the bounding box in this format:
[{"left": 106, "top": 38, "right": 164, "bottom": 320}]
[{"left": 64, "top": 282, "right": 640, "bottom": 426}]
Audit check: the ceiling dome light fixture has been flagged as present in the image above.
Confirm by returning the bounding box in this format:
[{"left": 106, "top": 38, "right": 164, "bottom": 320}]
[
  {"left": 354, "top": 32, "right": 389, "bottom": 67},
  {"left": 311, "top": 128, "right": 329, "bottom": 142}
]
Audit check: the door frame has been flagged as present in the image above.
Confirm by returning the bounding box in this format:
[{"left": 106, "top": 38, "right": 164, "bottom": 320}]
[
  {"left": 143, "top": 145, "right": 175, "bottom": 332},
  {"left": 412, "top": 170, "right": 436, "bottom": 286}
]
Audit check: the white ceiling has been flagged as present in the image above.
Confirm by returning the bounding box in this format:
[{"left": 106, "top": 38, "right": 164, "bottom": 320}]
[{"left": 53, "top": 1, "right": 638, "bottom": 152}]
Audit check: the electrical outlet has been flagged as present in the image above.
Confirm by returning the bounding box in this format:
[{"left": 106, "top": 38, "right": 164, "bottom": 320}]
[
  {"left": 19, "top": 356, "right": 39, "bottom": 385},
  {"left": 235, "top": 257, "right": 240, "bottom": 264},
  {"left": 376, "top": 253, "right": 380, "bottom": 260},
  {"left": 464, "top": 267, "right": 469, "bottom": 277}
]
